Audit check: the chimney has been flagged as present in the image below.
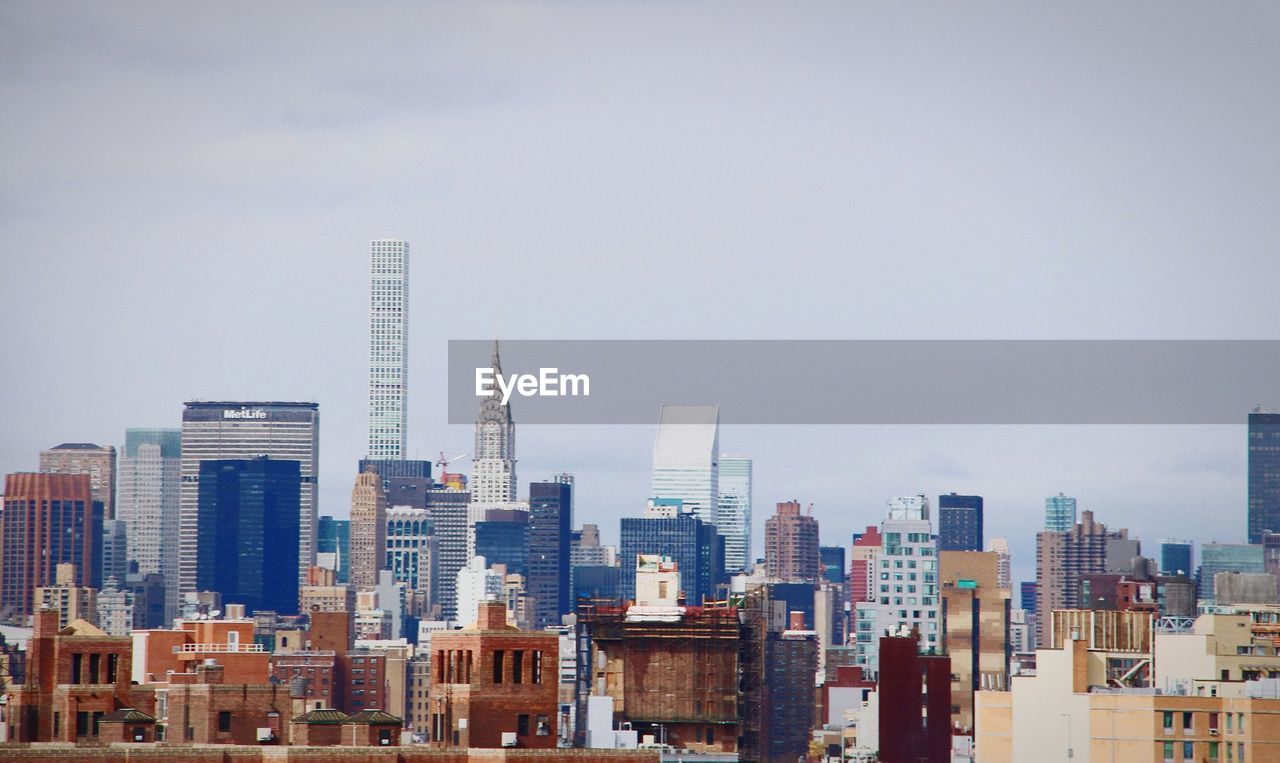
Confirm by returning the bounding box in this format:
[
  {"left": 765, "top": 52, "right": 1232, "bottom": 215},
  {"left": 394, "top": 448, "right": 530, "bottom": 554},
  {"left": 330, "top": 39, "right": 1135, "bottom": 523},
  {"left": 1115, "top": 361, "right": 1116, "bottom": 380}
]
[
  {"left": 196, "top": 660, "right": 225, "bottom": 685},
  {"left": 478, "top": 600, "right": 509, "bottom": 630},
  {"left": 33, "top": 608, "right": 61, "bottom": 637}
]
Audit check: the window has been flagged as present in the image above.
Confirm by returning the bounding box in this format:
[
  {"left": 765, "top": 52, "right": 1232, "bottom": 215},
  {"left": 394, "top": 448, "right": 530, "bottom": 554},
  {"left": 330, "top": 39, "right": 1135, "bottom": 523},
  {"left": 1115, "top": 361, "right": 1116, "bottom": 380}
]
[
  {"left": 218, "top": 711, "right": 232, "bottom": 732},
  {"left": 1208, "top": 740, "right": 1219, "bottom": 759},
  {"left": 107, "top": 654, "right": 118, "bottom": 684},
  {"left": 1184, "top": 741, "right": 1194, "bottom": 759},
  {"left": 533, "top": 650, "right": 543, "bottom": 684},
  {"left": 493, "top": 651, "right": 505, "bottom": 684},
  {"left": 518, "top": 714, "right": 530, "bottom": 736},
  {"left": 1184, "top": 712, "right": 1194, "bottom": 732},
  {"left": 1162, "top": 740, "right": 1174, "bottom": 762},
  {"left": 72, "top": 654, "right": 83, "bottom": 684},
  {"left": 1163, "top": 711, "right": 1174, "bottom": 732},
  {"left": 536, "top": 714, "right": 550, "bottom": 735},
  {"left": 513, "top": 650, "right": 524, "bottom": 684},
  {"left": 1210, "top": 712, "right": 1219, "bottom": 732},
  {"left": 707, "top": 727, "right": 715, "bottom": 744}
]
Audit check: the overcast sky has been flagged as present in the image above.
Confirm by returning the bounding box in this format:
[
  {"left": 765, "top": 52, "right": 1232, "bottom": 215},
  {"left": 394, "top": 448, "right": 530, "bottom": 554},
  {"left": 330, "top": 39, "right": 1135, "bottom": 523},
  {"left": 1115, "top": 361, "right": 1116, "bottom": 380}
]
[{"left": 3, "top": 2, "right": 1279, "bottom": 589}]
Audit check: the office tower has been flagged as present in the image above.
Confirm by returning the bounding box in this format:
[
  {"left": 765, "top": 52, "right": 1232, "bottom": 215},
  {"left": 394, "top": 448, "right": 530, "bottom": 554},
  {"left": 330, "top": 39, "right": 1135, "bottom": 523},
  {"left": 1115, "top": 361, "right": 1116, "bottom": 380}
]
[
  {"left": 1034, "top": 510, "right": 1134, "bottom": 645},
  {"left": 426, "top": 486, "right": 471, "bottom": 619},
  {"left": 386, "top": 506, "right": 435, "bottom": 602},
  {"left": 939, "top": 551, "right": 1011, "bottom": 733},
  {"left": 987, "top": 537, "right": 1012, "bottom": 589},
  {"left": 1197, "top": 543, "right": 1265, "bottom": 601},
  {"left": 764, "top": 500, "right": 820, "bottom": 582},
  {"left": 849, "top": 525, "right": 882, "bottom": 605},
  {"left": 852, "top": 495, "right": 938, "bottom": 672},
  {"left": 0, "top": 473, "right": 102, "bottom": 622},
  {"left": 552, "top": 471, "right": 575, "bottom": 515},
  {"left": 117, "top": 428, "right": 180, "bottom": 619},
  {"left": 195, "top": 457, "right": 301, "bottom": 614},
  {"left": 475, "top": 510, "right": 530, "bottom": 577},
  {"left": 100, "top": 519, "right": 128, "bottom": 584},
  {"left": 359, "top": 457, "right": 433, "bottom": 510},
  {"left": 717, "top": 455, "right": 752, "bottom": 573},
  {"left": 368, "top": 239, "right": 409, "bottom": 460},
  {"left": 819, "top": 546, "right": 847, "bottom": 584},
  {"left": 620, "top": 500, "right": 724, "bottom": 605},
  {"left": 473, "top": 341, "right": 517, "bottom": 504},
  {"left": 1020, "top": 581, "right": 1037, "bottom": 614},
  {"left": 179, "top": 401, "right": 320, "bottom": 598},
  {"left": 938, "top": 493, "right": 984, "bottom": 551},
  {"left": 528, "top": 481, "right": 572, "bottom": 629},
  {"left": 317, "top": 516, "right": 351, "bottom": 583},
  {"left": 39, "top": 442, "right": 117, "bottom": 520},
  {"left": 1160, "top": 539, "right": 1193, "bottom": 576},
  {"left": 1249, "top": 411, "right": 1280, "bottom": 543},
  {"left": 651, "top": 405, "right": 719, "bottom": 527},
  {"left": 1044, "top": 492, "right": 1077, "bottom": 532},
  {"left": 455, "top": 556, "right": 503, "bottom": 627},
  {"left": 349, "top": 468, "right": 387, "bottom": 589}
]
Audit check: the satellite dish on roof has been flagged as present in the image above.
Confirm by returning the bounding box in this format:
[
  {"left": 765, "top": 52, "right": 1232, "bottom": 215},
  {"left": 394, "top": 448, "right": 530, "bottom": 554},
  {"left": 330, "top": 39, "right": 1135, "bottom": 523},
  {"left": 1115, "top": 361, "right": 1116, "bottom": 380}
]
[{"left": 209, "top": 609, "right": 222, "bottom": 619}]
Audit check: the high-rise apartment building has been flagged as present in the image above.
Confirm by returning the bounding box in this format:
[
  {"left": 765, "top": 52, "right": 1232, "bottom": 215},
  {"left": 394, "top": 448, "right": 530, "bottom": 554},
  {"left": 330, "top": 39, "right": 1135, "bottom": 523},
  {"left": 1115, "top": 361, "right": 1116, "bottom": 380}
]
[
  {"left": 852, "top": 496, "right": 939, "bottom": 673},
  {"left": 1034, "top": 510, "right": 1134, "bottom": 645},
  {"left": 717, "top": 455, "right": 752, "bottom": 573},
  {"left": 849, "top": 525, "right": 882, "bottom": 606},
  {"left": 764, "top": 500, "right": 820, "bottom": 583},
  {"left": 1160, "top": 538, "right": 1193, "bottom": 576},
  {"left": 0, "top": 473, "right": 102, "bottom": 622},
  {"left": 117, "top": 428, "right": 181, "bottom": 619},
  {"left": 939, "top": 551, "right": 1011, "bottom": 733},
  {"left": 1248, "top": 411, "right": 1280, "bottom": 543},
  {"left": 40, "top": 443, "right": 117, "bottom": 519},
  {"left": 651, "top": 405, "right": 719, "bottom": 527},
  {"left": 620, "top": 500, "right": 724, "bottom": 605},
  {"left": 938, "top": 493, "right": 984, "bottom": 551},
  {"left": 179, "top": 401, "right": 319, "bottom": 597},
  {"left": 426, "top": 487, "right": 471, "bottom": 619},
  {"left": 195, "top": 457, "right": 301, "bottom": 615},
  {"left": 349, "top": 468, "right": 387, "bottom": 589},
  {"left": 368, "top": 239, "right": 409, "bottom": 460},
  {"left": 1044, "top": 492, "right": 1077, "bottom": 532},
  {"left": 528, "top": 481, "right": 572, "bottom": 629},
  {"left": 987, "top": 536, "right": 1012, "bottom": 589},
  {"left": 472, "top": 342, "right": 517, "bottom": 504}
]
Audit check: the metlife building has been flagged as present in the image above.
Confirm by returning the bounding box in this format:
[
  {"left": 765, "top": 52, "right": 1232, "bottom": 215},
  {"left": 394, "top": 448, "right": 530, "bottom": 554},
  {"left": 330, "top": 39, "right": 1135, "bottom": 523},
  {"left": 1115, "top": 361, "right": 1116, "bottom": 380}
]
[{"left": 178, "top": 401, "right": 319, "bottom": 604}]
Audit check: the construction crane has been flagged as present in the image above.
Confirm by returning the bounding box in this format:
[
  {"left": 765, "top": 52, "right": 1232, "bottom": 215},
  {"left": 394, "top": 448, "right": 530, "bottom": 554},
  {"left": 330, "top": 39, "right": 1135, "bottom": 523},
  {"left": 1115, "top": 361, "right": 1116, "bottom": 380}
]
[{"left": 437, "top": 452, "right": 471, "bottom": 473}]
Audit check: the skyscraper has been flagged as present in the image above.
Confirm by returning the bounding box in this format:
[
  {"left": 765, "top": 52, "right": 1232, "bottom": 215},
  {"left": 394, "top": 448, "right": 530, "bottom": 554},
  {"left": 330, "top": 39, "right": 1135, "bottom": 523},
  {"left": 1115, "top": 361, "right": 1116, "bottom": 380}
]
[
  {"left": 475, "top": 511, "right": 530, "bottom": 578},
  {"left": 179, "top": 401, "right": 319, "bottom": 598},
  {"left": 195, "top": 457, "right": 301, "bottom": 614},
  {"left": 350, "top": 468, "right": 387, "bottom": 589},
  {"left": 1248, "top": 411, "right": 1280, "bottom": 543},
  {"left": 651, "top": 405, "right": 719, "bottom": 526},
  {"left": 717, "top": 455, "right": 752, "bottom": 573},
  {"left": 1044, "top": 493, "right": 1077, "bottom": 532},
  {"left": 619, "top": 500, "right": 724, "bottom": 605},
  {"left": 426, "top": 486, "right": 471, "bottom": 619},
  {"left": 368, "top": 239, "right": 409, "bottom": 460},
  {"left": 386, "top": 506, "right": 435, "bottom": 602},
  {"left": 317, "top": 515, "right": 351, "bottom": 583},
  {"left": 528, "top": 481, "right": 572, "bottom": 629},
  {"left": 987, "top": 537, "right": 1012, "bottom": 589},
  {"left": 938, "top": 493, "right": 984, "bottom": 551},
  {"left": 39, "top": 443, "right": 117, "bottom": 519},
  {"left": 472, "top": 342, "right": 516, "bottom": 504},
  {"left": 764, "top": 500, "right": 820, "bottom": 583},
  {"left": 117, "top": 428, "right": 181, "bottom": 619},
  {"left": 1034, "top": 510, "right": 1135, "bottom": 645},
  {"left": 1160, "top": 539, "right": 1193, "bottom": 577},
  {"left": 0, "top": 473, "right": 102, "bottom": 623}
]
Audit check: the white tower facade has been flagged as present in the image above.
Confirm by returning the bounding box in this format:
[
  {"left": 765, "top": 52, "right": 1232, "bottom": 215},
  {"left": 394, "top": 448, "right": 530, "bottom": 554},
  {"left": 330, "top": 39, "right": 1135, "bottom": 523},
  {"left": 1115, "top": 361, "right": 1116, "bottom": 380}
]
[
  {"left": 368, "top": 239, "right": 409, "bottom": 459},
  {"left": 472, "top": 341, "right": 517, "bottom": 504},
  {"left": 717, "top": 455, "right": 752, "bottom": 573},
  {"left": 650, "top": 405, "right": 719, "bottom": 526}
]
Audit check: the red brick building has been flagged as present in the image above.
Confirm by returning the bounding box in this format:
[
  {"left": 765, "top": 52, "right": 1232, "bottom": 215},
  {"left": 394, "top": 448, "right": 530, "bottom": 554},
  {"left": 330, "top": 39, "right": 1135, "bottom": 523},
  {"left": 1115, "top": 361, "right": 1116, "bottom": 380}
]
[
  {"left": 1, "top": 473, "right": 101, "bottom": 622},
  {"left": 267, "top": 608, "right": 386, "bottom": 716},
  {"left": 163, "top": 660, "right": 298, "bottom": 744},
  {"left": 5, "top": 610, "right": 154, "bottom": 742},
  {"left": 877, "top": 633, "right": 952, "bottom": 763},
  {"left": 428, "top": 601, "right": 560, "bottom": 749}
]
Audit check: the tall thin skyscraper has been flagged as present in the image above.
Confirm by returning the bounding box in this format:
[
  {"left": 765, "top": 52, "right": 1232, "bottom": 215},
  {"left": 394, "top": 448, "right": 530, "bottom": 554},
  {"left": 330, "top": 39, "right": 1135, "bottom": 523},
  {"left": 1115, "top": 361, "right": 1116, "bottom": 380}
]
[
  {"left": 765, "top": 500, "right": 820, "bottom": 583},
  {"left": 368, "top": 239, "right": 409, "bottom": 460},
  {"left": 1, "top": 473, "right": 102, "bottom": 622},
  {"left": 426, "top": 486, "right": 471, "bottom": 620},
  {"left": 472, "top": 341, "right": 516, "bottom": 504},
  {"left": 179, "top": 401, "right": 320, "bottom": 599},
  {"left": 528, "top": 481, "right": 572, "bottom": 629},
  {"left": 40, "top": 443, "right": 117, "bottom": 519},
  {"left": 1248, "top": 411, "right": 1280, "bottom": 543},
  {"left": 718, "top": 455, "right": 752, "bottom": 572},
  {"left": 1044, "top": 493, "right": 1077, "bottom": 532},
  {"left": 937, "top": 493, "right": 983, "bottom": 551},
  {"left": 117, "top": 428, "right": 181, "bottom": 619},
  {"left": 651, "top": 405, "right": 719, "bottom": 526},
  {"left": 349, "top": 468, "right": 388, "bottom": 589}
]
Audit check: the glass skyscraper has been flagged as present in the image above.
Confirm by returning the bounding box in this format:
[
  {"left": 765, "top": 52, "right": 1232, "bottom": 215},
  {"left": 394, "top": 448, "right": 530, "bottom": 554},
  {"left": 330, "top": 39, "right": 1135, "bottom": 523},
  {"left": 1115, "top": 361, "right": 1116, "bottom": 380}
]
[
  {"left": 368, "top": 239, "right": 409, "bottom": 459},
  {"left": 1044, "top": 493, "right": 1077, "bottom": 532},
  {"left": 317, "top": 515, "right": 351, "bottom": 583},
  {"left": 650, "top": 405, "right": 719, "bottom": 526},
  {"left": 938, "top": 493, "right": 984, "bottom": 551},
  {"left": 717, "top": 454, "right": 752, "bottom": 573},
  {"left": 528, "top": 481, "right": 572, "bottom": 629},
  {"left": 117, "top": 427, "right": 181, "bottom": 619},
  {"left": 620, "top": 502, "right": 724, "bottom": 605},
  {"left": 1160, "top": 538, "right": 1193, "bottom": 577},
  {"left": 1248, "top": 411, "right": 1280, "bottom": 544}
]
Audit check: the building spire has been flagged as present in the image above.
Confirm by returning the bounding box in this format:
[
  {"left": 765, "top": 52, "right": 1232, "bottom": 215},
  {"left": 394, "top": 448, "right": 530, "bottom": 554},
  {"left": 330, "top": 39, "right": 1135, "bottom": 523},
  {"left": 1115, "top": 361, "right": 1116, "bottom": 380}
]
[{"left": 491, "top": 338, "right": 502, "bottom": 378}]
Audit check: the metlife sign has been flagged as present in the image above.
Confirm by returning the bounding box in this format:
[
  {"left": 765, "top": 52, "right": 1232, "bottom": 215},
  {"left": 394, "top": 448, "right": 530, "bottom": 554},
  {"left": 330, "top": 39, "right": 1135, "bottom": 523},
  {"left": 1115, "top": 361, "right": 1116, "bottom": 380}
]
[{"left": 223, "top": 408, "right": 268, "bottom": 420}]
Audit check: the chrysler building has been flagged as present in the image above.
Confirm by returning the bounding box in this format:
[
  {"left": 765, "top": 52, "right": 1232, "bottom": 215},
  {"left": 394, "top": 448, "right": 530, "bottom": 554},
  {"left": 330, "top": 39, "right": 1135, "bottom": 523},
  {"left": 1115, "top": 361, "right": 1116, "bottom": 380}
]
[{"left": 472, "top": 340, "right": 517, "bottom": 502}]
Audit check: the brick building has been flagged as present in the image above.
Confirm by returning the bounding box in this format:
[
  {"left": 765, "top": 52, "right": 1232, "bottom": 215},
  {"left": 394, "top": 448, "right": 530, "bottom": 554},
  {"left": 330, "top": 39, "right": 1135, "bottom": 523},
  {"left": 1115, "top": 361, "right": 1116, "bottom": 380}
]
[
  {"left": 162, "top": 660, "right": 297, "bottom": 744},
  {"left": 133, "top": 617, "right": 268, "bottom": 685},
  {"left": 428, "top": 600, "right": 560, "bottom": 749},
  {"left": 5, "top": 610, "right": 154, "bottom": 742},
  {"left": 878, "top": 632, "right": 952, "bottom": 763},
  {"left": 764, "top": 499, "right": 820, "bottom": 583}
]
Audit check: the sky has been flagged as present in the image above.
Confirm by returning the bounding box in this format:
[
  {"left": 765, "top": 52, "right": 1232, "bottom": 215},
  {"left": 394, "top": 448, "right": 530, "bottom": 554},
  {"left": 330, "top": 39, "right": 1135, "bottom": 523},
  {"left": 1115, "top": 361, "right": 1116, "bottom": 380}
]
[{"left": 3, "top": 2, "right": 1279, "bottom": 590}]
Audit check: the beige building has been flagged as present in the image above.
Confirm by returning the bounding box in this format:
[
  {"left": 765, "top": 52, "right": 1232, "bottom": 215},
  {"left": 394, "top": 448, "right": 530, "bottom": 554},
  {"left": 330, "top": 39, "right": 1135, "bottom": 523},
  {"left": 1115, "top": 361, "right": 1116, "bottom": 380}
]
[
  {"left": 40, "top": 442, "right": 117, "bottom": 519},
  {"left": 34, "top": 563, "right": 98, "bottom": 629},
  {"left": 940, "top": 551, "right": 1011, "bottom": 734},
  {"left": 349, "top": 468, "right": 387, "bottom": 589},
  {"left": 1035, "top": 510, "right": 1137, "bottom": 646}
]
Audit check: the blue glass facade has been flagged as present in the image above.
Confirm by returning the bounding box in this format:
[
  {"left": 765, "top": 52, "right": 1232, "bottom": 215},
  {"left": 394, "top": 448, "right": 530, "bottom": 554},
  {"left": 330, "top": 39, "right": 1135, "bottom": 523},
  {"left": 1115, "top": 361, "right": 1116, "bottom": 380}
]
[
  {"left": 317, "top": 515, "right": 350, "bottom": 583},
  {"left": 819, "top": 545, "right": 847, "bottom": 584},
  {"left": 1160, "top": 540, "right": 1193, "bottom": 577},
  {"left": 619, "top": 512, "right": 724, "bottom": 604},
  {"left": 938, "top": 493, "right": 984, "bottom": 551},
  {"left": 475, "top": 516, "right": 529, "bottom": 577},
  {"left": 528, "top": 481, "right": 572, "bottom": 629}
]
